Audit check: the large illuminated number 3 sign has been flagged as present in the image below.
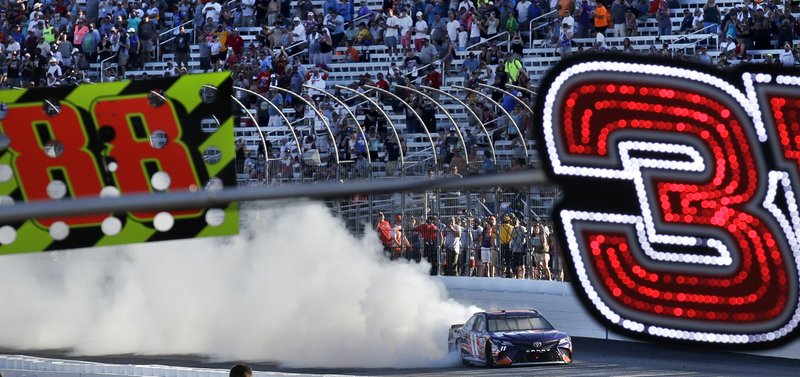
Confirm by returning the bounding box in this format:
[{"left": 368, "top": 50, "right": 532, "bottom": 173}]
[{"left": 538, "top": 59, "right": 800, "bottom": 346}]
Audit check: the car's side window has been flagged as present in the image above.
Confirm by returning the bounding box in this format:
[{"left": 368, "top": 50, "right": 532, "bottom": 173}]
[
  {"left": 463, "top": 315, "right": 476, "bottom": 332},
  {"left": 473, "top": 315, "right": 485, "bottom": 332}
]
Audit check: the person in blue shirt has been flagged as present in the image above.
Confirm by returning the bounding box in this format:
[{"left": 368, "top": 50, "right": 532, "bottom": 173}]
[
  {"left": 462, "top": 53, "right": 480, "bottom": 77},
  {"left": 502, "top": 91, "right": 517, "bottom": 114},
  {"left": 323, "top": 0, "right": 338, "bottom": 13}
]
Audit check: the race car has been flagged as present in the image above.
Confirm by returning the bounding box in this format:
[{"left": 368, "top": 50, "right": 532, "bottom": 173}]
[{"left": 448, "top": 309, "right": 572, "bottom": 367}]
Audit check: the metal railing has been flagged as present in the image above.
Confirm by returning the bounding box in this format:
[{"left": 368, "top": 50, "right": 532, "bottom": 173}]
[
  {"left": 669, "top": 24, "right": 715, "bottom": 50},
  {"left": 156, "top": 19, "right": 195, "bottom": 61},
  {"left": 529, "top": 10, "right": 559, "bottom": 48},
  {"left": 99, "top": 55, "right": 117, "bottom": 82},
  {"left": 466, "top": 31, "right": 510, "bottom": 53},
  {"left": 409, "top": 60, "right": 445, "bottom": 83},
  {"left": 677, "top": 33, "right": 719, "bottom": 54}
]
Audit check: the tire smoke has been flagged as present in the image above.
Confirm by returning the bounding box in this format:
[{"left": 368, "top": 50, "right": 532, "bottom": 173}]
[{"left": 0, "top": 202, "right": 479, "bottom": 368}]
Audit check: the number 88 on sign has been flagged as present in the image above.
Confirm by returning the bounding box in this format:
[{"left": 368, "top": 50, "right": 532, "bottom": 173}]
[{"left": 0, "top": 73, "right": 237, "bottom": 254}]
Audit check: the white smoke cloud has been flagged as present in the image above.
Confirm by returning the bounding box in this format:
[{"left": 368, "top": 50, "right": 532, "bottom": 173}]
[{"left": 0, "top": 202, "right": 479, "bottom": 368}]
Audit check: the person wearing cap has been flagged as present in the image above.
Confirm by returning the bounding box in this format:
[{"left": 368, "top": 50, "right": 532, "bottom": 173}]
[
  {"left": 290, "top": 16, "right": 307, "bottom": 44},
  {"left": 127, "top": 27, "right": 141, "bottom": 69},
  {"left": 46, "top": 56, "right": 62, "bottom": 80},
  {"left": 413, "top": 11, "right": 428, "bottom": 51}
]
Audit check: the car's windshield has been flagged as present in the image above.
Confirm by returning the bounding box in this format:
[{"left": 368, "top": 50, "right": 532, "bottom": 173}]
[{"left": 487, "top": 316, "right": 554, "bottom": 332}]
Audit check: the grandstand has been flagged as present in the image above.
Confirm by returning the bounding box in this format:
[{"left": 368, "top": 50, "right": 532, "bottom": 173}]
[{"left": 7, "top": 0, "right": 800, "bottom": 230}]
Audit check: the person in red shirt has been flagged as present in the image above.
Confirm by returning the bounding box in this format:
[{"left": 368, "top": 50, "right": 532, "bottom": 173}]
[
  {"left": 255, "top": 69, "right": 271, "bottom": 93},
  {"left": 376, "top": 212, "right": 393, "bottom": 256},
  {"left": 414, "top": 216, "right": 440, "bottom": 275},
  {"left": 226, "top": 28, "right": 245, "bottom": 57},
  {"left": 425, "top": 68, "right": 442, "bottom": 89}
]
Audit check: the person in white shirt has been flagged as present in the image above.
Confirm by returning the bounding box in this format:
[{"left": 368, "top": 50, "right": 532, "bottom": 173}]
[
  {"left": 413, "top": 11, "right": 428, "bottom": 51},
  {"left": 291, "top": 17, "right": 306, "bottom": 44},
  {"left": 5, "top": 36, "right": 20, "bottom": 55},
  {"left": 202, "top": 0, "right": 222, "bottom": 26},
  {"left": 46, "top": 57, "right": 62, "bottom": 79},
  {"left": 457, "top": 26, "right": 468, "bottom": 51},
  {"left": 209, "top": 36, "right": 222, "bottom": 69},
  {"left": 447, "top": 15, "right": 460, "bottom": 43},
  {"left": 397, "top": 10, "right": 413, "bottom": 46},
  {"left": 241, "top": 0, "right": 256, "bottom": 26},
  {"left": 593, "top": 32, "right": 607, "bottom": 51},
  {"left": 516, "top": 0, "right": 531, "bottom": 24},
  {"left": 780, "top": 42, "right": 796, "bottom": 67},
  {"left": 384, "top": 8, "right": 400, "bottom": 57}
]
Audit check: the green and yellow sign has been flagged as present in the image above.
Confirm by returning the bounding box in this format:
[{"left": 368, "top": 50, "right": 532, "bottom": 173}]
[{"left": 0, "top": 72, "right": 237, "bottom": 253}]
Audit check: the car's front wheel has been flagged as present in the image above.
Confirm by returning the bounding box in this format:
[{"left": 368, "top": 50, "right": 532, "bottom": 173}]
[{"left": 484, "top": 342, "right": 495, "bottom": 368}]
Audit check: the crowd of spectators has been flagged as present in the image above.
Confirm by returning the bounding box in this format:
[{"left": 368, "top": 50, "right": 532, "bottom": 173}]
[{"left": 375, "top": 210, "right": 565, "bottom": 280}]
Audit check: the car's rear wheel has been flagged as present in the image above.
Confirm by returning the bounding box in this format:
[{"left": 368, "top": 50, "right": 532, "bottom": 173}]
[{"left": 484, "top": 342, "right": 495, "bottom": 368}]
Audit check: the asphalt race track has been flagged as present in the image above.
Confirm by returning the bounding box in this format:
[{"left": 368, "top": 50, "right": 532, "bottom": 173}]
[{"left": 4, "top": 337, "right": 800, "bottom": 377}]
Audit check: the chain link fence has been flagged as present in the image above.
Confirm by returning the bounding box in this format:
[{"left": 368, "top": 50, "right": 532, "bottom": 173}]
[{"left": 324, "top": 183, "right": 567, "bottom": 282}]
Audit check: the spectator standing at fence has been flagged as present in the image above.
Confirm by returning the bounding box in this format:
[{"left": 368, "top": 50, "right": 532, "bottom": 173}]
[
  {"left": 391, "top": 214, "right": 412, "bottom": 260},
  {"left": 510, "top": 216, "right": 528, "bottom": 279},
  {"left": 415, "top": 216, "right": 440, "bottom": 275},
  {"left": 498, "top": 214, "right": 514, "bottom": 277},
  {"left": 532, "top": 222, "right": 553, "bottom": 280},
  {"left": 442, "top": 217, "right": 463, "bottom": 276},
  {"left": 459, "top": 218, "right": 472, "bottom": 276},
  {"left": 376, "top": 212, "right": 394, "bottom": 257},
  {"left": 468, "top": 217, "right": 483, "bottom": 276},
  {"left": 480, "top": 215, "right": 497, "bottom": 276}
]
